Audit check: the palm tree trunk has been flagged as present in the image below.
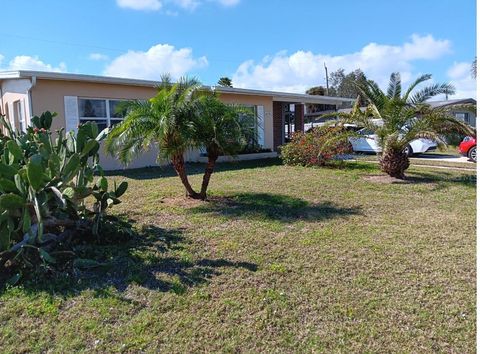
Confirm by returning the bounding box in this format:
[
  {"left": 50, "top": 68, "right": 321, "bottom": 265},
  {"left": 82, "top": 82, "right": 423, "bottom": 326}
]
[
  {"left": 379, "top": 148, "right": 410, "bottom": 179},
  {"left": 171, "top": 153, "right": 201, "bottom": 199},
  {"left": 199, "top": 152, "right": 218, "bottom": 200}
]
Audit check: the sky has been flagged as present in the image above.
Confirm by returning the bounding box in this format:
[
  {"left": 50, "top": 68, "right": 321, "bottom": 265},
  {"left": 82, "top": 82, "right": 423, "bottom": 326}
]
[{"left": 0, "top": 0, "right": 476, "bottom": 98}]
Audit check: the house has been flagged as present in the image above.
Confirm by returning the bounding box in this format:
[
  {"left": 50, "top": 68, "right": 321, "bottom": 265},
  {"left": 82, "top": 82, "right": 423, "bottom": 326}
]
[
  {"left": 427, "top": 98, "right": 477, "bottom": 127},
  {"left": 0, "top": 70, "right": 353, "bottom": 169}
]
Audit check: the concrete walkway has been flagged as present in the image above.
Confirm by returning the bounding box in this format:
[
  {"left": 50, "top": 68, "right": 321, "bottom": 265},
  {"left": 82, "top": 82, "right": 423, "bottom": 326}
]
[{"left": 341, "top": 152, "right": 476, "bottom": 172}]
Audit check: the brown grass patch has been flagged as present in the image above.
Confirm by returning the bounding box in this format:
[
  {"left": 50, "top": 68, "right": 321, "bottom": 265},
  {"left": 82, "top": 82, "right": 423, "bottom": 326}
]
[{"left": 363, "top": 174, "right": 411, "bottom": 184}]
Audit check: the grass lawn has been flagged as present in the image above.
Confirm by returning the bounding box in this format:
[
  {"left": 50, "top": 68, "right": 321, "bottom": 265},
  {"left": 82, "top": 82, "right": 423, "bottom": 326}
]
[{"left": 0, "top": 159, "right": 476, "bottom": 353}]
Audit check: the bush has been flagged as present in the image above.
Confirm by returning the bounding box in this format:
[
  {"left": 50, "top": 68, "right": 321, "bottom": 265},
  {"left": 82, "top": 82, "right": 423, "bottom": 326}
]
[
  {"left": 442, "top": 131, "right": 465, "bottom": 146},
  {"left": 280, "top": 125, "right": 353, "bottom": 167},
  {"left": 0, "top": 112, "right": 129, "bottom": 285}
]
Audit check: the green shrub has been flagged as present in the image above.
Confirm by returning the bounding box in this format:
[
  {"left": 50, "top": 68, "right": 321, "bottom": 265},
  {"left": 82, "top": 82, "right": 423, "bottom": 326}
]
[
  {"left": 280, "top": 125, "right": 353, "bottom": 167},
  {"left": 0, "top": 112, "right": 128, "bottom": 284},
  {"left": 442, "top": 132, "right": 465, "bottom": 146}
]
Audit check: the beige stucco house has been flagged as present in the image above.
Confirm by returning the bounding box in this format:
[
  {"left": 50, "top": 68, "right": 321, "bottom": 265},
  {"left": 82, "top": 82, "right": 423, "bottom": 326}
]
[{"left": 0, "top": 70, "right": 353, "bottom": 170}]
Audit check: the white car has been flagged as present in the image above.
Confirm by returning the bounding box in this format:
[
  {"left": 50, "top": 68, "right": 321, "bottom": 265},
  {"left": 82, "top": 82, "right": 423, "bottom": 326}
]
[{"left": 349, "top": 128, "right": 437, "bottom": 156}]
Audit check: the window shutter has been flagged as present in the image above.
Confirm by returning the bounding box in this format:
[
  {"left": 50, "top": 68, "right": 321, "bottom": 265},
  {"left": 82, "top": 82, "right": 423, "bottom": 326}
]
[
  {"left": 256, "top": 105, "right": 265, "bottom": 147},
  {"left": 20, "top": 100, "right": 26, "bottom": 131},
  {"left": 7, "top": 102, "right": 14, "bottom": 127},
  {"left": 64, "top": 96, "right": 79, "bottom": 133}
]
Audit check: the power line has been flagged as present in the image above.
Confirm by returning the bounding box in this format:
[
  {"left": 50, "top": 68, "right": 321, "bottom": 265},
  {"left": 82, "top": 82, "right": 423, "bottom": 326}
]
[
  {"left": 0, "top": 32, "right": 126, "bottom": 53},
  {"left": 0, "top": 31, "right": 245, "bottom": 63}
]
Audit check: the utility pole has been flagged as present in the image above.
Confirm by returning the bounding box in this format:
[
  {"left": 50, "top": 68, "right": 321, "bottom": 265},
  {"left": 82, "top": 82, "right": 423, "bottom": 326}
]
[{"left": 324, "top": 62, "right": 329, "bottom": 95}]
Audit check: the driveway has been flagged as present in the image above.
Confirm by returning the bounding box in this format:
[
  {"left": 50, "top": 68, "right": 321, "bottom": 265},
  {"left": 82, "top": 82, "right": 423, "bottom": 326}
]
[{"left": 412, "top": 153, "right": 473, "bottom": 164}]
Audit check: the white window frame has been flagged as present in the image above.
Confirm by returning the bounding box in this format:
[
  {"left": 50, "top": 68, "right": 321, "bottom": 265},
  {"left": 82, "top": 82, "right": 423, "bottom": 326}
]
[{"left": 78, "top": 97, "right": 127, "bottom": 128}]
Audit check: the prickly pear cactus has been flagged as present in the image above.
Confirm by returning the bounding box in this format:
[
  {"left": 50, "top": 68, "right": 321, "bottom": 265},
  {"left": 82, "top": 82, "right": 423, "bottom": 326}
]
[{"left": 0, "top": 112, "right": 128, "bottom": 281}]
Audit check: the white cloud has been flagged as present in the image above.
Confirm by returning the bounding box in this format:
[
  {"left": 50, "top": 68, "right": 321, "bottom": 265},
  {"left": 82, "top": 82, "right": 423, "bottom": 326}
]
[
  {"left": 103, "top": 43, "right": 208, "bottom": 80},
  {"left": 89, "top": 53, "right": 109, "bottom": 61},
  {"left": 0, "top": 55, "right": 66, "bottom": 72},
  {"left": 215, "top": 0, "right": 240, "bottom": 6},
  {"left": 172, "top": 0, "right": 200, "bottom": 10},
  {"left": 232, "top": 34, "right": 452, "bottom": 93},
  {"left": 116, "top": 0, "right": 162, "bottom": 11},
  {"left": 116, "top": 0, "right": 239, "bottom": 11},
  {"left": 447, "top": 61, "right": 476, "bottom": 99},
  {"left": 447, "top": 61, "right": 472, "bottom": 79}
]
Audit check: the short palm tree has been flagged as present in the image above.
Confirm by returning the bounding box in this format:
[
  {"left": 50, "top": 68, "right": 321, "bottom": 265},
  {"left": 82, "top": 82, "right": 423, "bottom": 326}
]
[
  {"left": 105, "top": 76, "right": 202, "bottom": 198},
  {"left": 105, "top": 76, "right": 249, "bottom": 200},
  {"left": 194, "top": 94, "right": 248, "bottom": 199},
  {"left": 336, "top": 73, "right": 475, "bottom": 178}
]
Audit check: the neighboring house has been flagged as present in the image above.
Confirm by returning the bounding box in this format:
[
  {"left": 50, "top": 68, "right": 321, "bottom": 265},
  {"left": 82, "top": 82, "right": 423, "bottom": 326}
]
[
  {"left": 0, "top": 70, "right": 353, "bottom": 169},
  {"left": 427, "top": 98, "right": 476, "bottom": 128},
  {"left": 305, "top": 98, "right": 477, "bottom": 129}
]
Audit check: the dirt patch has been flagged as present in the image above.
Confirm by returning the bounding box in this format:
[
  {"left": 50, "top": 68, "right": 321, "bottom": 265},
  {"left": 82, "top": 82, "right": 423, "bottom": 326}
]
[
  {"left": 363, "top": 174, "right": 411, "bottom": 184},
  {"left": 160, "top": 196, "right": 206, "bottom": 207}
]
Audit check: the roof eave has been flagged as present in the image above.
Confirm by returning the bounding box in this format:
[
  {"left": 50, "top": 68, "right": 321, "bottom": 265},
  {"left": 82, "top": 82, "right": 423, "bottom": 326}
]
[{"left": 0, "top": 70, "right": 355, "bottom": 104}]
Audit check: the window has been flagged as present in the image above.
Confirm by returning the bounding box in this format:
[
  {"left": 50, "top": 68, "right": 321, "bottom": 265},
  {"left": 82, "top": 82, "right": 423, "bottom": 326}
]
[
  {"left": 109, "top": 100, "right": 127, "bottom": 127},
  {"left": 455, "top": 112, "right": 469, "bottom": 124},
  {"left": 238, "top": 105, "right": 258, "bottom": 149},
  {"left": 78, "top": 98, "right": 128, "bottom": 131}
]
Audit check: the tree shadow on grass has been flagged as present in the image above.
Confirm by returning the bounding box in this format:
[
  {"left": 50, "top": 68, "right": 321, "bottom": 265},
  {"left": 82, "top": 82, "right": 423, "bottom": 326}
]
[
  {"left": 107, "top": 225, "right": 257, "bottom": 293},
  {"left": 189, "top": 193, "right": 361, "bottom": 223},
  {"left": 406, "top": 169, "right": 476, "bottom": 190},
  {"left": 7, "top": 225, "right": 256, "bottom": 297},
  {"left": 106, "top": 158, "right": 283, "bottom": 180}
]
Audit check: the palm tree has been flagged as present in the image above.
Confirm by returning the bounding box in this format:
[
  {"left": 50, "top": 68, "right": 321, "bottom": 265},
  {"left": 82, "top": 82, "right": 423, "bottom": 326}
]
[
  {"left": 105, "top": 76, "right": 202, "bottom": 198},
  {"left": 334, "top": 73, "right": 475, "bottom": 179},
  {"left": 105, "top": 77, "right": 250, "bottom": 200},
  {"left": 218, "top": 77, "right": 233, "bottom": 87},
  {"left": 193, "top": 94, "right": 248, "bottom": 199}
]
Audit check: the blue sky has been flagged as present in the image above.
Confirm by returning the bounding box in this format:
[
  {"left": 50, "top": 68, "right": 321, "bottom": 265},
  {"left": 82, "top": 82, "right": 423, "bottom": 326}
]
[{"left": 0, "top": 0, "right": 476, "bottom": 97}]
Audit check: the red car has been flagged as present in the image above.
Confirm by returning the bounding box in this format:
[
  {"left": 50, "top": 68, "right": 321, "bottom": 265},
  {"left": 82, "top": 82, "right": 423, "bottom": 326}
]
[{"left": 459, "top": 136, "right": 476, "bottom": 162}]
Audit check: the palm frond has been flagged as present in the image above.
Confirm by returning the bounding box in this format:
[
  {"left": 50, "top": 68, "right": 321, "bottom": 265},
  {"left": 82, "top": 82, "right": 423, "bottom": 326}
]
[
  {"left": 387, "top": 72, "right": 402, "bottom": 99},
  {"left": 402, "top": 74, "right": 432, "bottom": 101},
  {"left": 408, "top": 82, "right": 455, "bottom": 104}
]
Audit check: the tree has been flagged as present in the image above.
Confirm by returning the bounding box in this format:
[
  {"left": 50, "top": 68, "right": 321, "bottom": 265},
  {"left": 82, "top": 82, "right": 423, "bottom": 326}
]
[
  {"left": 330, "top": 73, "right": 475, "bottom": 179},
  {"left": 218, "top": 77, "right": 233, "bottom": 87},
  {"left": 472, "top": 57, "right": 477, "bottom": 78},
  {"left": 305, "top": 86, "right": 326, "bottom": 96},
  {"left": 193, "top": 94, "right": 248, "bottom": 199},
  {"left": 105, "top": 76, "right": 249, "bottom": 200},
  {"left": 305, "top": 86, "right": 326, "bottom": 114},
  {"left": 106, "top": 76, "right": 202, "bottom": 198},
  {"left": 328, "top": 68, "right": 370, "bottom": 105}
]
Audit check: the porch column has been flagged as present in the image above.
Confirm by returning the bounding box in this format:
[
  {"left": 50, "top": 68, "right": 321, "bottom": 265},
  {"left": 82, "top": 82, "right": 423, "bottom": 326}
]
[
  {"left": 273, "top": 101, "right": 283, "bottom": 151},
  {"left": 294, "top": 104, "right": 304, "bottom": 132}
]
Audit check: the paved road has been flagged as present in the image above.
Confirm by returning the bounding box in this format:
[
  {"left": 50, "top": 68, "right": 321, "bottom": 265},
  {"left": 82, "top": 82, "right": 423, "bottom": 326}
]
[{"left": 412, "top": 153, "right": 473, "bottom": 164}]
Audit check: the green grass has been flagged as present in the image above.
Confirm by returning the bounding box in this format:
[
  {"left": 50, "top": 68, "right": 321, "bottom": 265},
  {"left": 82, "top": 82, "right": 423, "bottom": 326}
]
[{"left": 0, "top": 159, "right": 476, "bottom": 353}]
